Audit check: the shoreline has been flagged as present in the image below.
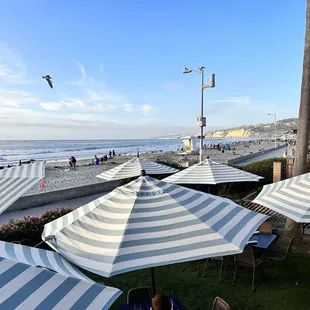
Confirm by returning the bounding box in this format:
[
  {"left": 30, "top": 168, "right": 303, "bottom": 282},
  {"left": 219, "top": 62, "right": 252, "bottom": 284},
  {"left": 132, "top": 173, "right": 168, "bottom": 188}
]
[{"left": 22, "top": 140, "right": 284, "bottom": 196}]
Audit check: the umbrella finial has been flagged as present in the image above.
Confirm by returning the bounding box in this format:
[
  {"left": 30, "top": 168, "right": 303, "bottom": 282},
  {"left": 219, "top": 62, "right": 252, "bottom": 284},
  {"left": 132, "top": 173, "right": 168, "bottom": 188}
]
[{"left": 141, "top": 169, "right": 146, "bottom": 176}]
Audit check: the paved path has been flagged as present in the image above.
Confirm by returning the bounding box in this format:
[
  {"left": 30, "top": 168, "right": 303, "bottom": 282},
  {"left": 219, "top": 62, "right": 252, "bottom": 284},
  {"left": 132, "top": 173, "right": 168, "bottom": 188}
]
[
  {"left": 237, "top": 147, "right": 288, "bottom": 165},
  {"left": 0, "top": 193, "right": 106, "bottom": 225}
]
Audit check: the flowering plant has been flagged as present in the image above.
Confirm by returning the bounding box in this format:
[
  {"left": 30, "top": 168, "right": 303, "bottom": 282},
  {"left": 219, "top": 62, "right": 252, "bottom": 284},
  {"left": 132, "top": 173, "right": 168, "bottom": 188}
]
[{"left": 0, "top": 208, "right": 73, "bottom": 246}]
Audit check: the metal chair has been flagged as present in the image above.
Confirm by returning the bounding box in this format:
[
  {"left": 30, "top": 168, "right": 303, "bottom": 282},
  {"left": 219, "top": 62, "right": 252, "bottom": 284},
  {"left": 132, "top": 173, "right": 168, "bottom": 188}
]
[
  {"left": 212, "top": 297, "right": 230, "bottom": 310},
  {"left": 232, "top": 246, "right": 264, "bottom": 292},
  {"left": 264, "top": 237, "right": 298, "bottom": 277},
  {"left": 127, "top": 286, "right": 152, "bottom": 304},
  {"left": 202, "top": 256, "right": 232, "bottom": 282},
  {"left": 258, "top": 222, "right": 272, "bottom": 234}
]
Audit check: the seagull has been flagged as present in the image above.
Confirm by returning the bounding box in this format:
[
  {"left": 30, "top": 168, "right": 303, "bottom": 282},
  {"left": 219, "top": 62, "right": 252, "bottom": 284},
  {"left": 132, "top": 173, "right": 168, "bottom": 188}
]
[{"left": 42, "top": 75, "right": 53, "bottom": 89}]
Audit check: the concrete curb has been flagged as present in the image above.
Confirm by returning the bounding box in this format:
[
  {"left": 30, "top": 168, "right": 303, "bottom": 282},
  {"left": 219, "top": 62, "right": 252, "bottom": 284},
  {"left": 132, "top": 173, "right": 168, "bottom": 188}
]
[
  {"left": 5, "top": 180, "right": 120, "bottom": 213},
  {"left": 227, "top": 145, "right": 286, "bottom": 166}
]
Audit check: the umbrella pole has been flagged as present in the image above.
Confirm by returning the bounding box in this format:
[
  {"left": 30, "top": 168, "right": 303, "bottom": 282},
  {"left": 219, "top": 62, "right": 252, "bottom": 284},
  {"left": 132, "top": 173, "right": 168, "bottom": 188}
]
[{"left": 150, "top": 267, "right": 156, "bottom": 296}]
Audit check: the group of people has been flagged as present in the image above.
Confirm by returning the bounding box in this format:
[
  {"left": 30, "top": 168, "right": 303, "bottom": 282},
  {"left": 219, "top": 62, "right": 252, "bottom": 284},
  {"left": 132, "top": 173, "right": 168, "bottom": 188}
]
[
  {"left": 93, "top": 150, "right": 117, "bottom": 165},
  {"left": 283, "top": 148, "right": 295, "bottom": 158}
]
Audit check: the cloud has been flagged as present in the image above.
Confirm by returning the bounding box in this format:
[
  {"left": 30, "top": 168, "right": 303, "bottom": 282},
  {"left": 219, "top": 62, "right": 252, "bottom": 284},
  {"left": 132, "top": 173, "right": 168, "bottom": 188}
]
[
  {"left": 40, "top": 102, "right": 63, "bottom": 111},
  {"left": 0, "top": 106, "right": 194, "bottom": 139},
  {"left": 40, "top": 99, "right": 116, "bottom": 112},
  {"left": 72, "top": 60, "right": 96, "bottom": 86},
  {"left": 0, "top": 88, "right": 38, "bottom": 107},
  {"left": 212, "top": 96, "right": 252, "bottom": 104},
  {"left": 140, "top": 104, "right": 155, "bottom": 115},
  {"left": 122, "top": 103, "right": 134, "bottom": 112},
  {"left": 0, "top": 42, "right": 27, "bottom": 83},
  {"left": 74, "top": 60, "right": 86, "bottom": 77}
]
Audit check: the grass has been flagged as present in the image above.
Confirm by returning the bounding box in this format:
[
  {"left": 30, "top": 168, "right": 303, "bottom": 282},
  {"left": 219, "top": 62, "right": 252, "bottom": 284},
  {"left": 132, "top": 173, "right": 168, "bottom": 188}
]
[{"left": 86, "top": 252, "right": 310, "bottom": 310}]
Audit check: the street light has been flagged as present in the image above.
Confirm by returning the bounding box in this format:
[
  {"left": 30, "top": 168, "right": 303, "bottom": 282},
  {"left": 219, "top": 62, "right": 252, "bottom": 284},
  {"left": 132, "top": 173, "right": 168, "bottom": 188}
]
[
  {"left": 268, "top": 113, "right": 277, "bottom": 149},
  {"left": 183, "top": 66, "right": 215, "bottom": 162}
]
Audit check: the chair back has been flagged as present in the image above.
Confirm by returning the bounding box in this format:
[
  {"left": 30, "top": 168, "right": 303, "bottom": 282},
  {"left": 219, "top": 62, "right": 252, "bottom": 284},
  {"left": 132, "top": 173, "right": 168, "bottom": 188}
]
[
  {"left": 212, "top": 296, "right": 230, "bottom": 310},
  {"left": 234, "top": 246, "right": 255, "bottom": 267},
  {"left": 258, "top": 222, "right": 272, "bottom": 234},
  {"left": 127, "top": 286, "right": 152, "bottom": 304},
  {"left": 285, "top": 237, "right": 295, "bottom": 258}
]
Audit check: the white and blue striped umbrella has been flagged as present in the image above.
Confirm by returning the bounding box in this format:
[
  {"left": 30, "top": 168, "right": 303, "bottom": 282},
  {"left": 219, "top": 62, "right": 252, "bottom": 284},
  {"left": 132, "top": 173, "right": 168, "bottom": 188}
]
[
  {"left": 96, "top": 157, "right": 179, "bottom": 181},
  {"left": 163, "top": 159, "right": 263, "bottom": 185},
  {"left": 0, "top": 257, "right": 121, "bottom": 310},
  {"left": 0, "top": 161, "right": 45, "bottom": 215},
  {"left": 43, "top": 175, "right": 268, "bottom": 278},
  {"left": 0, "top": 241, "right": 93, "bottom": 283},
  {"left": 253, "top": 172, "right": 310, "bottom": 223}
]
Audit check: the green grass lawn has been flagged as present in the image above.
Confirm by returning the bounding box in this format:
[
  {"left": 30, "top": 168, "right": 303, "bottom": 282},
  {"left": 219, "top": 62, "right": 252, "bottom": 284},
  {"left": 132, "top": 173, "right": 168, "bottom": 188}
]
[{"left": 86, "top": 252, "right": 310, "bottom": 310}]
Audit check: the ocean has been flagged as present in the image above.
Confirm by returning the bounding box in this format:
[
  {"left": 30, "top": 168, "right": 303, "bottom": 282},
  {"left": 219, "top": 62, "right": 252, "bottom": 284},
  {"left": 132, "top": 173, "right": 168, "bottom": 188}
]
[{"left": 0, "top": 139, "right": 183, "bottom": 163}]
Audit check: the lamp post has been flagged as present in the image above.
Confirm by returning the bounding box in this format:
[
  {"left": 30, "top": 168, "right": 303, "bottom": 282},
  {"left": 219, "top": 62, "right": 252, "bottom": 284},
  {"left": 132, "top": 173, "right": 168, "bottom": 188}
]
[
  {"left": 268, "top": 113, "right": 277, "bottom": 149},
  {"left": 183, "top": 66, "right": 215, "bottom": 162}
]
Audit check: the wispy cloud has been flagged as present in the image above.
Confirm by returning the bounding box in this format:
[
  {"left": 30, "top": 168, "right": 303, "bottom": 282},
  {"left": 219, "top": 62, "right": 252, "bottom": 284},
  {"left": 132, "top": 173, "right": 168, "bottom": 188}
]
[
  {"left": 212, "top": 96, "right": 252, "bottom": 104},
  {"left": 0, "top": 88, "right": 38, "bottom": 107},
  {"left": 122, "top": 103, "right": 134, "bottom": 112},
  {"left": 0, "top": 42, "right": 27, "bottom": 83},
  {"left": 40, "top": 99, "right": 116, "bottom": 112},
  {"left": 140, "top": 104, "right": 156, "bottom": 115}
]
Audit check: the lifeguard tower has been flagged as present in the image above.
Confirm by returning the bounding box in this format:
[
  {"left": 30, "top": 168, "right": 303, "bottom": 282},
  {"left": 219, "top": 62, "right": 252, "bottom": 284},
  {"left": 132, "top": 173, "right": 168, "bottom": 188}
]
[{"left": 179, "top": 136, "right": 198, "bottom": 154}]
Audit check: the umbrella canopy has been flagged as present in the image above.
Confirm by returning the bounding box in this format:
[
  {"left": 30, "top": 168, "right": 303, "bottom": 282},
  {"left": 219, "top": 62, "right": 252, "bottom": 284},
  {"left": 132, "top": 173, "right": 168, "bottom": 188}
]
[
  {"left": 0, "top": 161, "right": 45, "bottom": 215},
  {"left": 43, "top": 175, "right": 268, "bottom": 278},
  {"left": 0, "top": 240, "right": 93, "bottom": 283},
  {"left": 96, "top": 157, "right": 179, "bottom": 181},
  {"left": 163, "top": 159, "right": 263, "bottom": 185},
  {"left": 0, "top": 257, "right": 121, "bottom": 310},
  {"left": 253, "top": 172, "right": 310, "bottom": 223}
]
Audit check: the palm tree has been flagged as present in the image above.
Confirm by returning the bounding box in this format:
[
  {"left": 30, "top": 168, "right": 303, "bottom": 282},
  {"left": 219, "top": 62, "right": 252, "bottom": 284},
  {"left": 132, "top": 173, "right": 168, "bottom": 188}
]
[{"left": 285, "top": 0, "right": 310, "bottom": 237}]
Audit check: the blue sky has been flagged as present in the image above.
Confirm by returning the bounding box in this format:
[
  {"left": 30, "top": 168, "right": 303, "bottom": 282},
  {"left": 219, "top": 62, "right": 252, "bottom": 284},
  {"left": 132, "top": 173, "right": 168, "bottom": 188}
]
[{"left": 0, "top": 0, "right": 306, "bottom": 139}]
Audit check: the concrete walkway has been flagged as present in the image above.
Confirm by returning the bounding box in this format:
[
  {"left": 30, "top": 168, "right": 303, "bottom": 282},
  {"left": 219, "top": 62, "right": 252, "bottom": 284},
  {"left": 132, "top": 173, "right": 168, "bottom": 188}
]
[
  {"left": 236, "top": 147, "right": 287, "bottom": 165},
  {"left": 0, "top": 192, "right": 106, "bottom": 225}
]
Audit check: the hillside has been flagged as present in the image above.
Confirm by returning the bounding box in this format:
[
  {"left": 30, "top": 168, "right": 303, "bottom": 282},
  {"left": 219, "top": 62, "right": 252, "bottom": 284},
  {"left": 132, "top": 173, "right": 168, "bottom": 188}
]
[{"left": 158, "top": 118, "right": 298, "bottom": 139}]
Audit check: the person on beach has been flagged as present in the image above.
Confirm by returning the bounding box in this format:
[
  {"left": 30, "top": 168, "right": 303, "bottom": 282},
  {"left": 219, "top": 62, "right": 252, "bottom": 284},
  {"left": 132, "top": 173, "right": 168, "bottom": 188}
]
[
  {"left": 94, "top": 155, "right": 99, "bottom": 165},
  {"left": 151, "top": 294, "right": 172, "bottom": 310},
  {"left": 70, "top": 156, "right": 77, "bottom": 170},
  {"left": 109, "top": 150, "right": 112, "bottom": 158},
  {"left": 283, "top": 149, "right": 288, "bottom": 158},
  {"left": 112, "top": 150, "right": 115, "bottom": 157}
]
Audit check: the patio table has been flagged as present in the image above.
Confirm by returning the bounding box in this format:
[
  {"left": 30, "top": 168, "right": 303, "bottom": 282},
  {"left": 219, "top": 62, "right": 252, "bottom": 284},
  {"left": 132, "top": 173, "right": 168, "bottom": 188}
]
[
  {"left": 117, "top": 294, "right": 186, "bottom": 310},
  {"left": 248, "top": 233, "right": 277, "bottom": 249}
]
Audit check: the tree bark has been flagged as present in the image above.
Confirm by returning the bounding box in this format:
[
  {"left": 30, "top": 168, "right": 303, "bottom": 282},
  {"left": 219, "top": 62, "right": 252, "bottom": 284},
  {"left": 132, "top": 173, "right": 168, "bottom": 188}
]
[{"left": 285, "top": 0, "right": 310, "bottom": 237}]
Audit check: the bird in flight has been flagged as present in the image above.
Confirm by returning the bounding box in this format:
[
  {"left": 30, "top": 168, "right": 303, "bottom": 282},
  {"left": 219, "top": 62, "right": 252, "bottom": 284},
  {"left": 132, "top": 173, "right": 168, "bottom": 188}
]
[{"left": 42, "top": 75, "right": 53, "bottom": 89}]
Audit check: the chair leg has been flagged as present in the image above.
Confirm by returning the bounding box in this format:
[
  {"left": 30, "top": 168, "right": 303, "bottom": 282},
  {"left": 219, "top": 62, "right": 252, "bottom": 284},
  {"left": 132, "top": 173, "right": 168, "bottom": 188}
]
[
  {"left": 219, "top": 260, "right": 224, "bottom": 283},
  {"left": 232, "top": 264, "right": 238, "bottom": 286},
  {"left": 252, "top": 267, "right": 256, "bottom": 292},
  {"left": 288, "top": 257, "right": 299, "bottom": 276},
  {"left": 202, "top": 259, "right": 209, "bottom": 276},
  {"left": 260, "top": 264, "right": 264, "bottom": 280},
  {"left": 284, "top": 260, "right": 293, "bottom": 277}
]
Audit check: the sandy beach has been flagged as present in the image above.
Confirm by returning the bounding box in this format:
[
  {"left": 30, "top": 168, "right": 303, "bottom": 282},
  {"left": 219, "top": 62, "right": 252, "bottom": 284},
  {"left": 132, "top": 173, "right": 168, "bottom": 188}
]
[{"left": 25, "top": 140, "right": 281, "bottom": 195}]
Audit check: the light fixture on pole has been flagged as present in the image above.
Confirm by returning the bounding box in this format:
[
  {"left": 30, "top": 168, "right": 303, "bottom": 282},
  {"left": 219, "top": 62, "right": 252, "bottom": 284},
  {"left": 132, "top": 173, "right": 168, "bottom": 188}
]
[
  {"left": 183, "top": 66, "right": 215, "bottom": 162},
  {"left": 268, "top": 113, "right": 277, "bottom": 149}
]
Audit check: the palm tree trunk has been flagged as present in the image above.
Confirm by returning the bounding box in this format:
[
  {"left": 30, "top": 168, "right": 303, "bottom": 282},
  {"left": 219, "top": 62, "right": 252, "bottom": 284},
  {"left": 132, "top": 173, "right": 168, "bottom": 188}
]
[{"left": 285, "top": 0, "right": 310, "bottom": 237}]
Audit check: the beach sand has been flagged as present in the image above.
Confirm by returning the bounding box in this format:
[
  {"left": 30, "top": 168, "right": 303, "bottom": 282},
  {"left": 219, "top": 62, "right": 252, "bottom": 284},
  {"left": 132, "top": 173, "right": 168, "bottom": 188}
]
[{"left": 25, "top": 140, "right": 280, "bottom": 195}]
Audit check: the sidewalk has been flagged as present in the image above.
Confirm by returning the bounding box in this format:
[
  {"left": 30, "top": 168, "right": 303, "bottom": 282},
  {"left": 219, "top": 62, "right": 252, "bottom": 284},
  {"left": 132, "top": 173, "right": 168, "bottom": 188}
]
[{"left": 0, "top": 192, "right": 105, "bottom": 225}]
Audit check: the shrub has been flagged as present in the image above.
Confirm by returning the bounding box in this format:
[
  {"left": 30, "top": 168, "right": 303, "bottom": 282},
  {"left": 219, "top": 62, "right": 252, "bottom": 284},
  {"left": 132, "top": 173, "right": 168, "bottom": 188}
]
[
  {"left": 0, "top": 208, "right": 73, "bottom": 246},
  {"left": 237, "top": 157, "right": 287, "bottom": 184}
]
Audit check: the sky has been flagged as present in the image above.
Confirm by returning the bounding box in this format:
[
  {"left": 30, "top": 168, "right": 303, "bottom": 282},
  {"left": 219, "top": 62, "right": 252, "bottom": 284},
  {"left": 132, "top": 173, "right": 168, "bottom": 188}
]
[{"left": 0, "top": 0, "right": 306, "bottom": 139}]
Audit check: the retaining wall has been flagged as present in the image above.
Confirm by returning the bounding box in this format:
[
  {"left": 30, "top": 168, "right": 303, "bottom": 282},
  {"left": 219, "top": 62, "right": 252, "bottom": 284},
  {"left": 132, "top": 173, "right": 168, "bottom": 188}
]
[
  {"left": 5, "top": 180, "right": 120, "bottom": 213},
  {"left": 227, "top": 145, "right": 286, "bottom": 166}
]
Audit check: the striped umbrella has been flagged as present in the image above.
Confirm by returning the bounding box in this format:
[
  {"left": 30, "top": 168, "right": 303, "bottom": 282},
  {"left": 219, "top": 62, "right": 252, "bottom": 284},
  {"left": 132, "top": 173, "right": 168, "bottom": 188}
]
[
  {"left": 0, "top": 240, "right": 94, "bottom": 283},
  {"left": 43, "top": 173, "right": 268, "bottom": 293},
  {"left": 96, "top": 157, "right": 179, "bottom": 181},
  {"left": 0, "top": 257, "right": 121, "bottom": 310},
  {"left": 0, "top": 161, "right": 45, "bottom": 215},
  {"left": 163, "top": 159, "right": 263, "bottom": 185},
  {"left": 253, "top": 172, "right": 310, "bottom": 222}
]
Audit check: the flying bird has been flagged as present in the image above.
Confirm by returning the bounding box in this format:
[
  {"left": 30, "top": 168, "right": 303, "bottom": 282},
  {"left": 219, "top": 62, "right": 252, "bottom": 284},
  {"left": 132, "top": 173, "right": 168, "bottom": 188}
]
[{"left": 42, "top": 75, "right": 53, "bottom": 89}]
